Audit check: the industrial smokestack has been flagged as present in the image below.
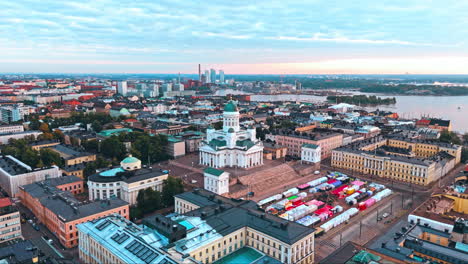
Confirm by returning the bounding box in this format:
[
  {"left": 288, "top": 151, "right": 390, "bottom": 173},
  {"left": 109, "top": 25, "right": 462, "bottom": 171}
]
[{"left": 198, "top": 64, "right": 201, "bottom": 81}]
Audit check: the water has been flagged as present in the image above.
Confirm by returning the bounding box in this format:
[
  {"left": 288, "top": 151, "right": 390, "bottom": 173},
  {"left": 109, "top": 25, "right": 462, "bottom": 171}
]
[{"left": 249, "top": 93, "right": 468, "bottom": 133}]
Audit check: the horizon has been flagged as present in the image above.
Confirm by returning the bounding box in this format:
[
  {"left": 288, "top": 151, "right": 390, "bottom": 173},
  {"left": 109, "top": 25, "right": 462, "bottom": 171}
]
[{"left": 2, "top": 1, "right": 468, "bottom": 74}]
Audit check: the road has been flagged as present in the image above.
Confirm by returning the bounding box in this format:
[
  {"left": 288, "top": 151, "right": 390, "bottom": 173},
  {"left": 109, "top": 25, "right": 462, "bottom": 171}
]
[{"left": 314, "top": 161, "right": 465, "bottom": 262}]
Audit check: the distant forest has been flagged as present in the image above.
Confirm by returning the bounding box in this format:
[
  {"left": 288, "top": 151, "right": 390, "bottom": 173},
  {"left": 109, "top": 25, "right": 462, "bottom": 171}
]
[{"left": 326, "top": 95, "right": 396, "bottom": 105}]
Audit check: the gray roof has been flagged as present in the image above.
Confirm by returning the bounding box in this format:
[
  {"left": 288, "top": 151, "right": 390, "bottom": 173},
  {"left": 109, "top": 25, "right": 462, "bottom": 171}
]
[
  {"left": 21, "top": 178, "right": 128, "bottom": 222},
  {"left": 0, "top": 240, "right": 39, "bottom": 263},
  {"left": 176, "top": 189, "right": 315, "bottom": 245},
  {"left": 89, "top": 167, "right": 167, "bottom": 183}
]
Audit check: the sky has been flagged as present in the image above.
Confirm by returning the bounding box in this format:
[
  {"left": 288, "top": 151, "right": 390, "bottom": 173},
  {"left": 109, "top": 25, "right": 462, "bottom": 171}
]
[{"left": 1, "top": 0, "right": 468, "bottom": 74}]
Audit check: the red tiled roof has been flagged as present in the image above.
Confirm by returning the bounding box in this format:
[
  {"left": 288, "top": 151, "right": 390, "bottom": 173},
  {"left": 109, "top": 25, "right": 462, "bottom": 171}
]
[{"left": 0, "top": 198, "right": 12, "bottom": 208}]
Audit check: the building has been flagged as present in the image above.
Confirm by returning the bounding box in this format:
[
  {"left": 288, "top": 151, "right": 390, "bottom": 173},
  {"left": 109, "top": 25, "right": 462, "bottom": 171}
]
[
  {"left": 0, "top": 155, "right": 61, "bottom": 197},
  {"left": 267, "top": 131, "right": 343, "bottom": 159},
  {"left": 203, "top": 168, "right": 229, "bottom": 195},
  {"left": 29, "top": 140, "right": 60, "bottom": 151},
  {"left": 117, "top": 81, "right": 128, "bottom": 96},
  {"left": 173, "top": 189, "right": 315, "bottom": 264},
  {"left": 263, "top": 142, "right": 287, "bottom": 160},
  {"left": 166, "top": 137, "right": 186, "bottom": 158},
  {"left": 331, "top": 136, "right": 462, "bottom": 186},
  {"left": 0, "top": 124, "right": 24, "bottom": 134},
  {"left": 219, "top": 70, "right": 225, "bottom": 83},
  {"left": 210, "top": 69, "right": 216, "bottom": 83},
  {"left": 0, "top": 131, "right": 42, "bottom": 145},
  {"left": 204, "top": 70, "right": 210, "bottom": 84},
  {"left": 48, "top": 144, "right": 96, "bottom": 166},
  {"left": 0, "top": 198, "right": 22, "bottom": 244},
  {"left": 61, "top": 163, "right": 86, "bottom": 179},
  {"left": 88, "top": 156, "right": 168, "bottom": 205},
  {"left": 199, "top": 101, "right": 264, "bottom": 169},
  {"left": 0, "top": 106, "right": 22, "bottom": 123},
  {"left": 18, "top": 176, "right": 129, "bottom": 248},
  {"left": 171, "top": 131, "right": 204, "bottom": 153},
  {"left": 320, "top": 241, "right": 406, "bottom": 264},
  {"left": 301, "top": 144, "right": 321, "bottom": 164},
  {"left": 369, "top": 197, "right": 468, "bottom": 264},
  {"left": 0, "top": 240, "right": 40, "bottom": 264},
  {"left": 77, "top": 214, "right": 197, "bottom": 264}
]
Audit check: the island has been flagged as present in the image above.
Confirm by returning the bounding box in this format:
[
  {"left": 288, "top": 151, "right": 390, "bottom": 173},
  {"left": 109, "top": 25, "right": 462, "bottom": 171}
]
[{"left": 326, "top": 95, "right": 396, "bottom": 105}]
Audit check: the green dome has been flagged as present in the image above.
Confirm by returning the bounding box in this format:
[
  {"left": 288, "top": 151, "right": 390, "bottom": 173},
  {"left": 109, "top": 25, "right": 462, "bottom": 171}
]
[
  {"left": 228, "top": 128, "right": 235, "bottom": 133},
  {"left": 121, "top": 156, "right": 140, "bottom": 164},
  {"left": 224, "top": 101, "right": 238, "bottom": 112}
]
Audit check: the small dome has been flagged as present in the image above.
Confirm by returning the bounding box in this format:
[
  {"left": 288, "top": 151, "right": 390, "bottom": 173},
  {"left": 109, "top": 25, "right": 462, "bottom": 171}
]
[
  {"left": 228, "top": 128, "right": 235, "bottom": 133},
  {"left": 121, "top": 155, "right": 140, "bottom": 164},
  {"left": 224, "top": 101, "right": 238, "bottom": 112}
]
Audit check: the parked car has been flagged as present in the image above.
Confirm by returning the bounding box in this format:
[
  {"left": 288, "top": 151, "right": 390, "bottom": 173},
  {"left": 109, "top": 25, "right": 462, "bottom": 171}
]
[{"left": 382, "top": 213, "right": 390, "bottom": 218}]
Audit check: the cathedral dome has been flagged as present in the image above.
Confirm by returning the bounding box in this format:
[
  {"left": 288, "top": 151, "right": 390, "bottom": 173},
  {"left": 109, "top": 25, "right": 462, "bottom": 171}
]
[
  {"left": 224, "top": 101, "right": 238, "bottom": 112},
  {"left": 228, "top": 128, "right": 235, "bottom": 133}
]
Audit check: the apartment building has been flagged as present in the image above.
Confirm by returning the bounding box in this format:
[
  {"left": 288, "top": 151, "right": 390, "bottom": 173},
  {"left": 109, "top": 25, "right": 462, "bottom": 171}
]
[
  {"left": 0, "top": 198, "right": 22, "bottom": 244},
  {"left": 0, "top": 155, "right": 61, "bottom": 197},
  {"left": 331, "top": 136, "right": 461, "bottom": 186},
  {"left": 18, "top": 177, "right": 129, "bottom": 248},
  {"left": 267, "top": 130, "right": 343, "bottom": 159},
  {"left": 173, "top": 189, "right": 315, "bottom": 264}
]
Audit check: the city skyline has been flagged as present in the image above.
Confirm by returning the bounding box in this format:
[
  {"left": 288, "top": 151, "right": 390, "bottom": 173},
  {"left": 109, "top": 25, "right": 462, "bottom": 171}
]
[{"left": 1, "top": 0, "right": 468, "bottom": 74}]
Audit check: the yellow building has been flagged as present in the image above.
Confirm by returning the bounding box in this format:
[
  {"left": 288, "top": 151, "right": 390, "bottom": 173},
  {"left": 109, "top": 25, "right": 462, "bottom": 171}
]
[
  {"left": 49, "top": 144, "right": 96, "bottom": 166},
  {"left": 331, "top": 136, "right": 461, "bottom": 186},
  {"left": 174, "top": 189, "right": 315, "bottom": 264}
]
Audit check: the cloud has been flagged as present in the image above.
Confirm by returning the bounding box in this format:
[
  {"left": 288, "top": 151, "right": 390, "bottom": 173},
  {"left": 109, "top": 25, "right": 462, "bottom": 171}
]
[
  {"left": 265, "top": 33, "right": 457, "bottom": 47},
  {"left": 0, "top": 0, "right": 467, "bottom": 73}
]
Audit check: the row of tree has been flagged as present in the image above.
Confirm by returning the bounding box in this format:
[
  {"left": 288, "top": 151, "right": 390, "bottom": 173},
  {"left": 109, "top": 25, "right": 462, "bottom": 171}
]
[
  {"left": 131, "top": 176, "right": 184, "bottom": 219},
  {"left": 81, "top": 132, "right": 170, "bottom": 165},
  {"left": 1, "top": 139, "right": 63, "bottom": 168},
  {"left": 327, "top": 95, "right": 396, "bottom": 105}
]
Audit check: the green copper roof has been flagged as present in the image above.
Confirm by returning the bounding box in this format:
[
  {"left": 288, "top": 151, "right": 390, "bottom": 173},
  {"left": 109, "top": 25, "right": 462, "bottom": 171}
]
[
  {"left": 228, "top": 128, "right": 235, "bottom": 133},
  {"left": 209, "top": 138, "right": 227, "bottom": 148},
  {"left": 236, "top": 139, "right": 255, "bottom": 149},
  {"left": 224, "top": 101, "right": 238, "bottom": 112},
  {"left": 121, "top": 156, "right": 140, "bottom": 164},
  {"left": 204, "top": 167, "right": 225, "bottom": 176}
]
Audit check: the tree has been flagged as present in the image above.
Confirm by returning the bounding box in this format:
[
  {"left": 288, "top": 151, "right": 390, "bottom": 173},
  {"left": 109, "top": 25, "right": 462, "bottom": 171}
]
[
  {"left": 53, "top": 129, "right": 65, "bottom": 142},
  {"left": 91, "top": 120, "right": 103, "bottom": 132},
  {"left": 39, "top": 122, "right": 50, "bottom": 133},
  {"left": 440, "top": 130, "right": 462, "bottom": 145},
  {"left": 463, "top": 133, "right": 468, "bottom": 144},
  {"left": 101, "top": 136, "right": 126, "bottom": 160},
  {"left": 39, "top": 148, "right": 63, "bottom": 167},
  {"left": 162, "top": 176, "right": 184, "bottom": 206}
]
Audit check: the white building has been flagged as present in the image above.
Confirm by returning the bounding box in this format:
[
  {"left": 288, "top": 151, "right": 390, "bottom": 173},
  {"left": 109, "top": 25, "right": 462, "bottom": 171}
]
[
  {"left": 0, "top": 125, "right": 24, "bottom": 134},
  {"left": 199, "top": 101, "right": 264, "bottom": 169},
  {"left": 88, "top": 156, "right": 168, "bottom": 205},
  {"left": 301, "top": 144, "right": 321, "bottom": 164},
  {"left": 0, "top": 155, "right": 61, "bottom": 196},
  {"left": 0, "top": 130, "right": 42, "bottom": 145},
  {"left": 203, "top": 168, "right": 229, "bottom": 195},
  {"left": 117, "top": 81, "right": 128, "bottom": 96}
]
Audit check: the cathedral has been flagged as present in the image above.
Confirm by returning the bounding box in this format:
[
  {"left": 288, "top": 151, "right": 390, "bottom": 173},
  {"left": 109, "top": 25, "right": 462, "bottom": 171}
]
[{"left": 199, "top": 101, "right": 264, "bottom": 168}]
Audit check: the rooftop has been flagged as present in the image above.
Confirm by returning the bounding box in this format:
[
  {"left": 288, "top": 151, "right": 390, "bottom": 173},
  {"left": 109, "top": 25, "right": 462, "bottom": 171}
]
[
  {"left": 204, "top": 167, "right": 225, "bottom": 177},
  {"left": 20, "top": 178, "right": 128, "bottom": 222},
  {"left": 77, "top": 215, "right": 181, "bottom": 264},
  {"left": 89, "top": 167, "right": 167, "bottom": 183},
  {"left": 175, "top": 189, "right": 315, "bottom": 245}
]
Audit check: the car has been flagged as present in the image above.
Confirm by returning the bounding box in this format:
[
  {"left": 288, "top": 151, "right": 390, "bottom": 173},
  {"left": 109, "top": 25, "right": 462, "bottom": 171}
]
[
  {"left": 32, "top": 224, "right": 40, "bottom": 231},
  {"left": 382, "top": 213, "right": 390, "bottom": 218},
  {"left": 377, "top": 217, "right": 383, "bottom": 221}
]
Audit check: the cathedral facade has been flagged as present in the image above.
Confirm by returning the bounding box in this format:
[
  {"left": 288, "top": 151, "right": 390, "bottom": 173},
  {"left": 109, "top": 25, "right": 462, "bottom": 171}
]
[{"left": 199, "top": 101, "right": 264, "bottom": 169}]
